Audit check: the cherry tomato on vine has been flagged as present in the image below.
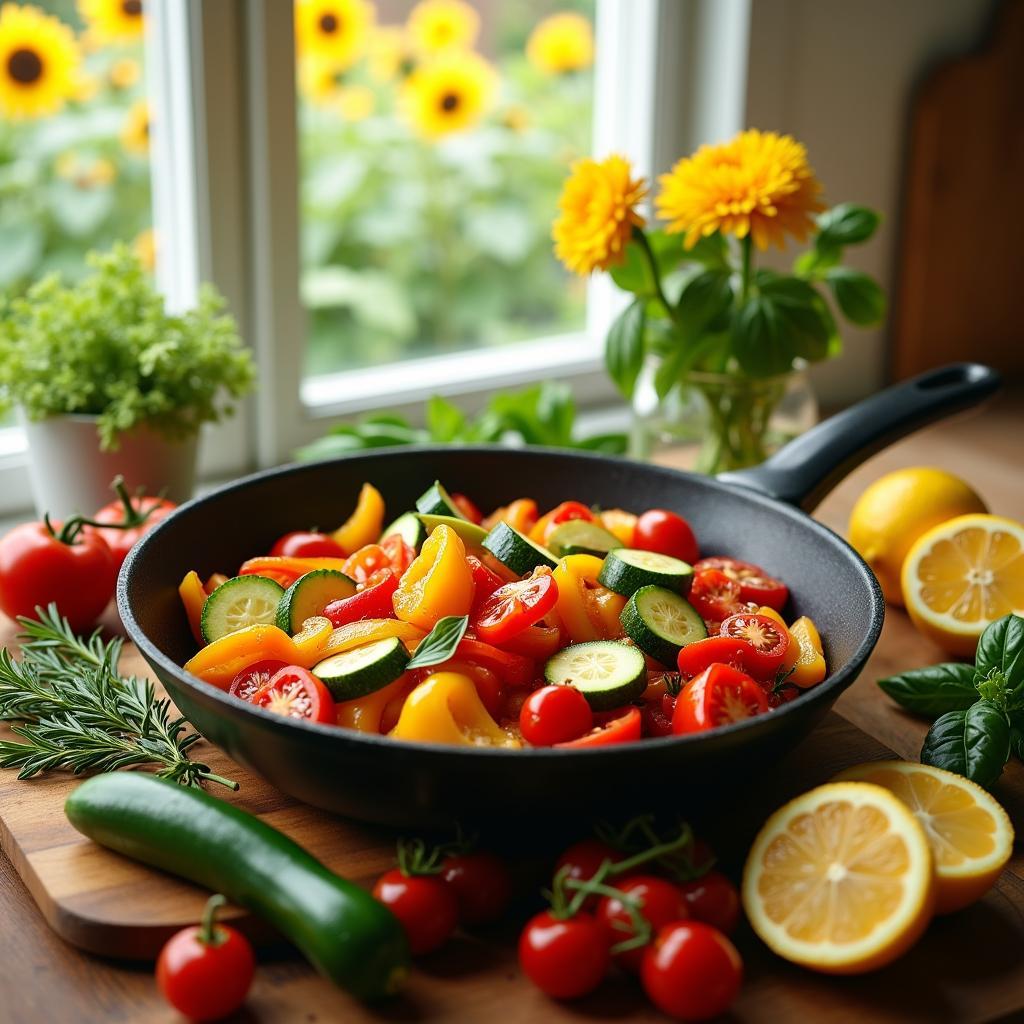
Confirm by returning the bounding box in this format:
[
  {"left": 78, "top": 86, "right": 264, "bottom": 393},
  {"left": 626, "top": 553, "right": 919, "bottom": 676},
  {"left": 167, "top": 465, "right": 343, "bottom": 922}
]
[
  {"left": 688, "top": 568, "right": 743, "bottom": 624},
  {"left": 597, "top": 875, "right": 689, "bottom": 973},
  {"left": 323, "top": 569, "right": 398, "bottom": 627},
  {"left": 520, "top": 685, "right": 593, "bottom": 747},
  {"left": 554, "top": 839, "right": 622, "bottom": 907},
  {"left": 269, "top": 530, "right": 345, "bottom": 559},
  {"left": 518, "top": 910, "right": 610, "bottom": 999},
  {"left": 228, "top": 659, "right": 287, "bottom": 702},
  {"left": 719, "top": 612, "right": 791, "bottom": 677},
  {"left": 451, "top": 492, "right": 483, "bottom": 524},
  {"left": 372, "top": 869, "right": 458, "bottom": 955},
  {"left": 676, "top": 636, "right": 752, "bottom": 679},
  {"left": 252, "top": 666, "right": 336, "bottom": 723},
  {"left": 634, "top": 510, "right": 699, "bottom": 564},
  {"left": 441, "top": 851, "right": 512, "bottom": 925},
  {"left": 93, "top": 487, "right": 176, "bottom": 569},
  {"left": 556, "top": 706, "right": 642, "bottom": 748},
  {"left": 672, "top": 663, "right": 768, "bottom": 734},
  {"left": 694, "top": 556, "right": 788, "bottom": 611},
  {"left": 677, "top": 871, "right": 741, "bottom": 935},
  {"left": 640, "top": 921, "right": 743, "bottom": 1021},
  {"left": 472, "top": 569, "right": 558, "bottom": 645}
]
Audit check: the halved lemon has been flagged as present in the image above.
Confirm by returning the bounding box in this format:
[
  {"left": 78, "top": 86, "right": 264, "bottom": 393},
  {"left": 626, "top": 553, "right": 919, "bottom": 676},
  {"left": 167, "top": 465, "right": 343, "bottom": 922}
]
[
  {"left": 834, "top": 761, "right": 1014, "bottom": 914},
  {"left": 901, "top": 513, "right": 1024, "bottom": 656},
  {"left": 742, "top": 782, "right": 934, "bottom": 974}
]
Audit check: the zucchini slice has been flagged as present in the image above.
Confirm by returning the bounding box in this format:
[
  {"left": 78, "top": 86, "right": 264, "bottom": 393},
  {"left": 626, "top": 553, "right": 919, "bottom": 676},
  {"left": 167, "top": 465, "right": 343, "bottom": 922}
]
[
  {"left": 416, "top": 513, "right": 488, "bottom": 548},
  {"left": 380, "top": 511, "right": 426, "bottom": 551},
  {"left": 276, "top": 569, "right": 358, "bottom": 635},
  {"left": 312, "top": 637, "right": 410, "bottom": 701},
  {"left": 481, "top": 521, "right": 557, "bottom": 575},
  {"left": 415, "top": 481, "right": 466, "bottom": 520},
  {"left": 202, "top": 575, "right": 285, "bottom": 643},
  {"left": 598, "top": 548, "right": 694, "bottom": 597},
  {"left": 620, "top": 585, "right": 707, "bottom": 666},
  {"left": 547, "top": 520, "right": 620, "bottom": 559},
  {"left": 543, "top": 640, "right": 646, "bottom": 711}
]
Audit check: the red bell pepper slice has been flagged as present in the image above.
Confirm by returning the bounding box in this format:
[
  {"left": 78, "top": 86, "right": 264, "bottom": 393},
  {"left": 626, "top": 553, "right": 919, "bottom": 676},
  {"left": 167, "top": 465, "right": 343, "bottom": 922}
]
[
  {"left": 323, "top": 569, "right": 399, "bottom": 627},
  {"left": 556, "top": 707, "right": 642, "bottom": 748}
]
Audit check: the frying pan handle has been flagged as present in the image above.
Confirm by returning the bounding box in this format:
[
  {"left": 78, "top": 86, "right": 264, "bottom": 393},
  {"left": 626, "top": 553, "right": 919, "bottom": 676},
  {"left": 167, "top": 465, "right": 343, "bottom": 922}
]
[{"left": 717, "top": 363, "right": 1001, "bottom": 510}]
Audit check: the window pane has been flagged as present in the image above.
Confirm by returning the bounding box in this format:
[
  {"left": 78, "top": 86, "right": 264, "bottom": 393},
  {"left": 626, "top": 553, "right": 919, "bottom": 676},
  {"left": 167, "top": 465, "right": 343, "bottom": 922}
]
[{"left": 295, "top": 0, "right": 596, "bottom": 379}]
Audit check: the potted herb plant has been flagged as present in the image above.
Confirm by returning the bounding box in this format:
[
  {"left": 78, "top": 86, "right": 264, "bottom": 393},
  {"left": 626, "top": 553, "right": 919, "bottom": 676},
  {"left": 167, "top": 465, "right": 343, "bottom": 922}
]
[{"left": 0, "top": 245, "right": 255, "bottom": 517}]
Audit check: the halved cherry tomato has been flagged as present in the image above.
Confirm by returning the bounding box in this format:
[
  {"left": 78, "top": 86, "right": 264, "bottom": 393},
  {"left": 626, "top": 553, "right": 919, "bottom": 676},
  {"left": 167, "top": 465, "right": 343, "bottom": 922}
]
[
  {"left": 530, "top": 500, "right": 594, "bottom": 545},
  {"left": 467, "top": 555, "right": 505, "bottom": 612},
  {"left": 676, "top": 636, "right": 752, "bottom": 679},
  {"left": 641, "top": 693, "right": 676, "bottom": 737},
  {"left": 252, "top": 666, "right": 336, "bottom": 723},
  {"left": 634, "top": 509, "right": 699, "bottom": 564},
  {"left": 472, "top": 569, "right": 558, "bottom": 645},
  {"left": 672, "top": 663, "right": 768, "bottom": 733},
  {"left": 342, "top": 544, "right": 392, "bottom": 585},
  {"left": 381, "top": 533, "right": 416, "bottom": 576},
  {"left": 323, "top": 569, "right": 398, "bottom": 627},
  {"left": 500, "top": 623, "right": 563, "bottom": 660},
  {"left": 450, "top": 492, "right": 483, "bottom": 524},
  {"left": 269, "top": 531, "right": 345, "bottom": 558},
  {"left": 719, "top": 612, "right": 791, "bottom": 677},
  {"left": 694, "top": 556, "right": 789, "bottom": 611},
  {"left": 688, "top": 568, "right": 743, "bottom": 623},
  {"left": 228, "top": 659, "right": 287, "bottom": 702},
  {"left": 454, "top": 637, "right": 533, "bottom": 686},
  {"left": 556, "top": 706, "right": 642, "bottom": 747},
  {"left": 520, "top": 684, "right": 593, "bottom": 746}
]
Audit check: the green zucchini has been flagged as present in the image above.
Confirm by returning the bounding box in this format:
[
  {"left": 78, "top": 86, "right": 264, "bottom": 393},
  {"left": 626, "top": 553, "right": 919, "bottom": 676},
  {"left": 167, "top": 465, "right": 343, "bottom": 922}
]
[
  {"left": 415, "top": 480, "right": 466, "bottom": 519},
  {"left": 547, "top": 520, "right": 620, "bottom": 558},
  {"left": 598, "top": 548, "right": 694, "bottom": 597},
  {"left": 620, "top": 585, "right": 707, "bottom": 665},
  {"left": 416, "top": 513, "right": 488, "bottom": 548},
  {"left": 202, "top": 575, "right": 285, "bottom": 643},
  {"left": 543, "top": 640, "right": 647, "bottom": 710},
  {"left": 379, "top": 511, "right": 426, "bottom": 551},
  {"left": 276, "top": 569, "right": 357, "bottom": 635},
  {"left": 481, "top": 521, "right": 557, "bottom": 574},
  {"left": 311, "top": 637, "right": 410, "bottom": 700},
  {"left": 64, "top": 773, "right": 408, "bottom": 1000}
]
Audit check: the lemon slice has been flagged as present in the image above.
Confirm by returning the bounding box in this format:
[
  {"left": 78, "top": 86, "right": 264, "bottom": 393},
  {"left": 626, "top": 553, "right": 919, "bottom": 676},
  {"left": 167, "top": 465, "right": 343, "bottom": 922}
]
[
  {"left": 834, "top": 761, "right": 1014, "bottom": 914},
  {"left": 742, "top": 782, "right": 934, "bottom": 974},
  {"left": 901, "top": 513, "right": 1024, "bottom": 656}
]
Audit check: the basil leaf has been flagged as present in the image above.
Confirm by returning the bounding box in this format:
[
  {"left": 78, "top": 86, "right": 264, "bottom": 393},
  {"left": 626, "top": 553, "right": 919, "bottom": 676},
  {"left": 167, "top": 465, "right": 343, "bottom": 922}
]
[
  {"left": 405, "top": 615, "right": 469, "bottom": 670},
  {"left": 921, "top": 702, "right": 1011, "bottom": 788},
  {"left": 816, "top": 203, "right": 880, "bottom": 247},
  {"left": 975, "top": 614, "right": 1024, "bottom": 707},
  {"left": 604, "top": 299, "right": 646, "bottom": 400},
  {"left": 877, "top": 662, "right": 979, "bottom": 717}
]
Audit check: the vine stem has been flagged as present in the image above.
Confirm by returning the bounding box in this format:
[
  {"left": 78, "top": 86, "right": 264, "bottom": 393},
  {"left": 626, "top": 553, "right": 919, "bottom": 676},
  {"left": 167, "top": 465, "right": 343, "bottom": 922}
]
[{"left": 739, "top": 234, "right": 753, "bottom": 305}]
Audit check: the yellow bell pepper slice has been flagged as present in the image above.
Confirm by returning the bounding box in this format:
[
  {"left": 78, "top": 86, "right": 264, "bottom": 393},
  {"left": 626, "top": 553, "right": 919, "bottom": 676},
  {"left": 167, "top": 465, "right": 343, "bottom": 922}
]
[
  {"left": 321, "top": 618, "right": 426, "bottom": 656},
  {"left": 758, "top": 606, "right": 799, "bottom": 674},
  {"left": 552, "top": 555, "right": 626, "bottom": 643},
  {"left": 178, "top": 571, "right": 207, "bottom": 646},
  {"left": 598, "top": 509, "right": 637, "bottom": 548},
  {"left": 392, "top": 524, "right": 474, "bottom": 631},
  {"left": 587, "top": 587, "right": 627, "bottom": 640},
  {"left": 482, "top": 498, "right": 538, "bottom": 535},
  {"left": 789, "top": 616, "right": 826, "bottom": 688},
  {"left": 332, "top": 483, "right": 385, "bottom": 555},
  {"left": 389, "top": 672, "right": 519, "bottom": 748},
  {"left": 336, "top": 673, "right": 416, "bottom": 733}
]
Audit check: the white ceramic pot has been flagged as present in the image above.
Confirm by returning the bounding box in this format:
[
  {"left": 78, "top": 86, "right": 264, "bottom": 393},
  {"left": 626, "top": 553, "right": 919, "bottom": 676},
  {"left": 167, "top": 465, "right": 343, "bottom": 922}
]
[{"left": 22, "top": 414, "right": 199, "bottom": 519}]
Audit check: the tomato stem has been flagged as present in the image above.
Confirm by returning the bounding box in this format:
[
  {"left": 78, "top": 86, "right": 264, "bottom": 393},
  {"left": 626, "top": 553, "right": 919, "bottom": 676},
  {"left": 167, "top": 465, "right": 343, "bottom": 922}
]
[
  {"left": 564, "top": 877, "right": 652, "bottom": 954},
  {"left": 198, "top": 893, "right": 228, "bottom": 947},
  {"left": 595, "top": 814, "right": 713, "bottom": 883}
]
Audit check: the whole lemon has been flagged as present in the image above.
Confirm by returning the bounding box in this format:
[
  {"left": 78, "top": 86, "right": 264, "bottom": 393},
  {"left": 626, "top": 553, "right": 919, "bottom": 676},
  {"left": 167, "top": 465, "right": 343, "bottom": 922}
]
[{"left": 847, "top": 467, "right": 987, "bottom": 605}]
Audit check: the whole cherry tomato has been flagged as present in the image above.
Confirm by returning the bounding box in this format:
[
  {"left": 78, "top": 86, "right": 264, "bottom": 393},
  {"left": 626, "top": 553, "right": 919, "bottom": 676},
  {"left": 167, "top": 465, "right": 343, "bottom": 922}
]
[
  {"left": 269, "top": 530, "right": 345, "bottom": 558},
  {"left": 251, "top": 666, "right": 336, "bottom": 723},
  {"left": 228, "top": 659, "right": 287, "bottom": 702},
  {"left": 694, "top": 556, "right": 789, "bottom": 611},
  {"left": 719, "top": 612, "right": 791, "bottom": 678},
  {"left": 555, "top": 839, "right": 622, "bottom": 908},
  {"left": 677, "top": 871, "right": 741, "bottom": 935},
  {"left": 634, "top": 510, "right": 699, "bottom": 564},
  {"left": 672, "top": 663, "right": 769, "bottom": 734},
  {"left": 441, "top": 851, "right": 512, "bottom": 926},
  {"left": 640, "top": 921, "right": 743, "bottom": 1021},
  {"left": 520, "top": 685, "right": 593, "bottom": 746},
  {"left": 451, "top": 492, "right": 483, "bottom": 524},
  {"left": 676, "top": 636, "right": 752, "bottom": 679},
  {"left": 372, "top": 869, "right": 458, "bottom": 955},
  {"left": 556, "top": 706, "right": 642, "bottom": 748},
  {"left": 93, "top": 480, "right": 176, "bottom": 569},
  {"left": 518, "top": 910, "right": 610, "bottom": 999},
  {"left": 597, "top": 875, "right": 689, "bottom": 972},
  {"left": 0, "top": 520, "right": 116, "bottom": 631},
  {"left": 323, "top": 569, "right": 399, "bottom": 627},
  {"left": 688, "top": 569, "right": 742, "bottom": 624},
  {"left": 472, "top": 569, "right": 558, "bottom": 645},
  {"left": 155, "top": 894, "right": 254, "bottom": 1022}
]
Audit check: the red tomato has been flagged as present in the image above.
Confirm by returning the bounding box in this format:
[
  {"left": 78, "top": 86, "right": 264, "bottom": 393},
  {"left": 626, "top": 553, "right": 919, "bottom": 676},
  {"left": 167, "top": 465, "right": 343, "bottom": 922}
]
[
  {"left": 155, "top": 897, "right": 255, "bottom": 1022},
  {"left": 467, "top": 554, "right": 506, "bottom": 614},
  {"left": 556, "top": 706, "right": 642, "bottom": 748},
  {"left": 93, "top": 494, "right": 176, "bottom": 569},
  {"left": 381, "top": 533, "right": 416, "bottom": 576},
  {"left": 324, "top": 569, "right": 399, "bottom": 627},
  {"left": 500, "top": 623, "right": 563, "bottom": 660},
  {"left": 719, "top": 612, "right": 791, "bottom": 677},
  {"left": 634, "top": 510, "right": 699, "bottom": 564},
  {"left": 372, "top": 870, "right": 458, "bottom": 955},
  {"left": 500, "top": 685, "right": 533, "bottom": 724},
  {"left": 472, "top": 570, "right": 558, "bottom": 645},
  {"left": 451, "top": 492, "right": 483, "bottom": 524},
  {"left": 520, "top": 685, "right": 593, "bottom": 746},
  {"left": 672, "top": 663, "right": 768, "bottom": 734},
  {"left": 678, "top": 871, "right": 741, "bottom": 935},
  {"left": 694, "top": 556, "right": 789, "bottom": 611},
  {"left": 0, "top": 521, "right": 116, "bottom": 631},
  {"left": 269, "top": 530, "right": 345, "bottom": 558},
  {"left": 518, "top": 911, "right": 610, "bottom": 999},
  {"left": 597, "top": 875, "right": 689, "bottom": 973},
  {"left": 454, "top": 637, "right": 533, "bottom": 686},
  {"left": 441, "top": 851, "right": 512, "bottom": 926},
  {"left": 676, "top": 636, "right": 752, "bottom": 679},
  {"left": 228, "top": 659, "right": 287, "bottom": 702},
  {"left": 252, "top": 666, "right": 336, "bottom": 724},
  {"left": 641, "top": 694, "right": 675, "bottom": 737},
  {"left": 688, "top": 569, "right": 742, "bottom": 624},
  {"left": 640, "top": 921, "right": 743, "bottom": 1021},
  {"left": 555, "top": 839, "right": 623, "bottom": 898},
  {"left": 341, "top": 544, "right": 392, "bottom": 584}
]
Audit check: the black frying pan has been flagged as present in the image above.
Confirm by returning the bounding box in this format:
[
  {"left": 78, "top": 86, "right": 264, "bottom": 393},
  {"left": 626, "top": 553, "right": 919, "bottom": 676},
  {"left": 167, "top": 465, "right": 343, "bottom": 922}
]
[{"left": 119, "top": 363, "right": 1000, "bottom": 827}]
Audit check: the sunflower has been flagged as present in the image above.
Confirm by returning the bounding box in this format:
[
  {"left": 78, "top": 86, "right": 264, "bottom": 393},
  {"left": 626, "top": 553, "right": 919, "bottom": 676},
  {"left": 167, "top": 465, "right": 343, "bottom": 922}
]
[
  {"left": 400, "top": 51, "right": 495, "bottom": 140},
  {"left": 0, "top": 4, "right": 80, "bottom": 120},
  {"left": 120, "top": 98, "right": 149, "bottom": 156},
  {"left": 108, "top": 56, "right": 140, "bottom": 90},
  {"left": 553, "top": 154, "right": 647, "bottom": 275},
  {"left": 656, "top": 129, "right": 825, "bottom": 251},
  {"left": 367, "top": 25, "right": 412, "bottom": 82},
  {"left": 298, "top": 57, "right": 375, "bottom": 121},
  {"left": 526, "top": 12, "right": 594, "bottom": 75},
  {"left": 407, "top": 0, "right": 478, "bottom": 56},
  {"left": 294, "top": 0, "right": 373, "bottom": 70},
  {"left": 77, "top": 0, "right": 144, "bottom": 45}
]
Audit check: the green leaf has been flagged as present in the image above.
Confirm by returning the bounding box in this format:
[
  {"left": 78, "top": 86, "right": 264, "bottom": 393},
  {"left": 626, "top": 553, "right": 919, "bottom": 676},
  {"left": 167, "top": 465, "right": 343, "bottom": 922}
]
[
  {"left": 816, "top": 203, "right": 881, "bottom": 247},
  {"left": 405, "top": 615, "right": 469, "bottom": 670},
  {"left": 684, "top": 232, "right": 730, "bottom": 271},
  {"left": 605, "top": 299, "right": 646, "bottom": 399},
  {"left": 877, "top": 662, "right": 979, "bottom": 717},
  {"left": 793, "top": 241, "right": 840, "bottom": 279},
  {"left": 921, "top": 702, "right": 1011, "bottom": 788},
  {"left": 425, "top": 395, "right": 466, "bottom": 442},
  {"left": 825, "top": 268, "right": 887, "bottom": 326},
  {"left": 675, "top": 270, "right": 733, "bottom": 339},
  {"left": 536, "top": 381, "right": 576, "bottom": 446},
  {"left": 1011, "top": 721, "right": 1024, "bottom": 762},
  {"left": 0, "top": 222, "right": 43, "bottom": 288},
  {"left": 975, "top": 614, "right": 1024, "bottom": 706},
  {"left": 610, "top": 230, "right": 687, "bottom": 296},
  {"left": 574, "top": 432, "right": 628, "bottom": 455},
  {"left": 654, "top": 346, "right": 687, "bottom": 400}
]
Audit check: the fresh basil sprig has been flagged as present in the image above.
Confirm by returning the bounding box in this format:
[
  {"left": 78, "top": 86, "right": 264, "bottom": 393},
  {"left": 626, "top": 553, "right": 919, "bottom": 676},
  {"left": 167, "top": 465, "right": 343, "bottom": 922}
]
[
  {"left": 405, "top": 615, "right": 469, "bottom": 671},
  {"left": 878, "top": 613, "right": 1024, "bottom": 788}
]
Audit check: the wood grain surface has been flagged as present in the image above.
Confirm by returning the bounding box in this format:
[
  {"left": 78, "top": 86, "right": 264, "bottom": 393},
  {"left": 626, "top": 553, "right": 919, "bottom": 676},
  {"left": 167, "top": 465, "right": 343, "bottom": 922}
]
[{"left": 0, "top": 388, "right": 1021, "bottom": 1023}]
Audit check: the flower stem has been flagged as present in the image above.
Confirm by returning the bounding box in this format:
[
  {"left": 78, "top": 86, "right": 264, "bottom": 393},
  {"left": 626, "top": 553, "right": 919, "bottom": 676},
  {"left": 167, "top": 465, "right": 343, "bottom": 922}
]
[
  {"left": 634, "top": 228, "right": 680, "bottom": 330},
  {"left": 739, "top": 234, "right": 753, "bottom": 305}
]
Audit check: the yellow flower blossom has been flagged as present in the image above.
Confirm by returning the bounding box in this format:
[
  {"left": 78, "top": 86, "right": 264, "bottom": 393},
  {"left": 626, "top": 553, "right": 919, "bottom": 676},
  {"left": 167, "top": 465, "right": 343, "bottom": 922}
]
[
  {"left": 0, "top": 3, "right": 80, "bottom": 120},
  {"left": 77, "top": 0, "right": 144, "bottom": 45},
  {"left": 294, "top": 0, "right": 372, "bottom": 70},
  {"left": 527, "top": 12, "right": 594, "bottom": 75},
  {"left": 407, "top": 0, "right": 478, "bottom": 56},
  {"left": 108, "top": 56, "right": 140, "bottom": 90},
  {"left": 120, "top": 98, "right": 149, "bottom": 156},
  {"left": 133, "top": 227, "right": 155, "bottom": 271},
  {"left": 400, "top": 50, "right": 496, "bottom": 140},
  {"left": 367, "top": 25, "right": 411, "bottom": 82}
]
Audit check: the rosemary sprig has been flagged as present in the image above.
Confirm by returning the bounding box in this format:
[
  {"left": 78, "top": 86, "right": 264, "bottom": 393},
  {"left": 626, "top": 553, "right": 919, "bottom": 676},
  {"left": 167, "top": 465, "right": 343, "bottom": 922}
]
[{"left": 0, "top": 605, "right": 237, "bottom": 790}]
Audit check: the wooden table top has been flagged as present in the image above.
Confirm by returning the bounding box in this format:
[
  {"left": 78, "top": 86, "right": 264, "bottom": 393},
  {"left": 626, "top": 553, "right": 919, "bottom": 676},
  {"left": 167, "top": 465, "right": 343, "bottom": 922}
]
[{"left": 0, "top": 387, "right": 1021, "bottom": 1024}]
